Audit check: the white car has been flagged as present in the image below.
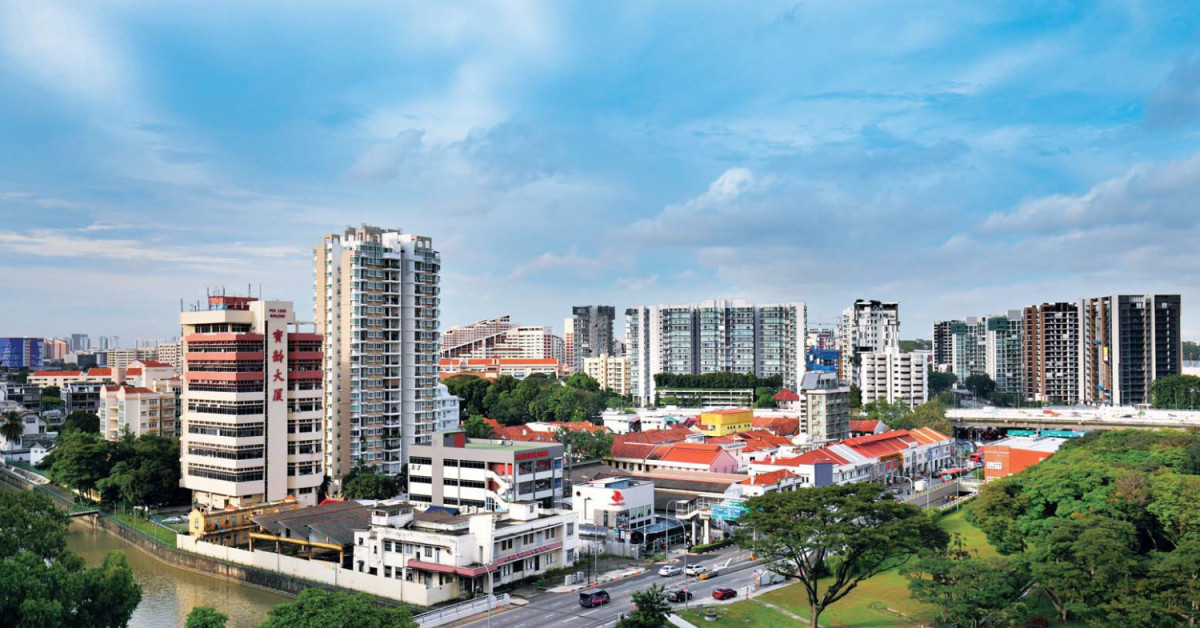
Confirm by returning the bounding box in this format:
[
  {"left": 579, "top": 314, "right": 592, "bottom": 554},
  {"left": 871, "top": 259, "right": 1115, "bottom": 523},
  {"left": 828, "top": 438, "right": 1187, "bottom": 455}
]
[
  {"left": 659, "top": 565, "right": 682, "bottom": 577},
  {"left": 685, "top": 564, "right": 707, "bottom": 577}
]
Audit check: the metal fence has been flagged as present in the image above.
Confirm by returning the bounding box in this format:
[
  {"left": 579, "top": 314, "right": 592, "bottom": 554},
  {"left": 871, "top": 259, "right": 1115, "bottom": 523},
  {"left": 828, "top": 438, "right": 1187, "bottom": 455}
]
[{"left": 414, "top": 593, "right": 510, "bottom": 628}]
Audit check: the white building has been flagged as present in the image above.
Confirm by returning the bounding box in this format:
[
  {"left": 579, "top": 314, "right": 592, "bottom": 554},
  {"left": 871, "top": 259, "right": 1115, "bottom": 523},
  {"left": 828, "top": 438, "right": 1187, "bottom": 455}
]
[
  {"left": 583, "top": 355, "right": 630, "bottom": 397},
  {"left": 571, "top": 476, "right": 654, "bottom": 531},
  {"left": 625, "top": 299, "right": 806, "bottom": 406},
  {"left": 860, "top": 349, "right": 929, "bottom": 408},
  {"left": 352, "top": 501, "right": 579, "bottom": 606},
  {"left": 316, "top": 225, "right": 441, "bottom": 485},
  {"left": 838, "top": 299, "right": 900, "bottom": 386},
  {"left": 180, "top": 296, "right": 324, "bottom": 509},
  {"left": 434, "top": 383, "right": 460, "bottom": 432}
]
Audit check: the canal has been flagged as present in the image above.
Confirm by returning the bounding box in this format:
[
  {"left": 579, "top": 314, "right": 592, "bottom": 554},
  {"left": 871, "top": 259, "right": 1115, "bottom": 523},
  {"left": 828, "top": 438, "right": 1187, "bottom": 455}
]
[{"left": 67, "top": 519, "right": 290, "bottom": 627}]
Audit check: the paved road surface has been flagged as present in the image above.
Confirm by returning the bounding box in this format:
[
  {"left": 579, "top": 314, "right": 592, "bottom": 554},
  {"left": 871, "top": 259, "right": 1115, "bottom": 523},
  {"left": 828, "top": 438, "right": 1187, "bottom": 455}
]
[{"left": 459, "top": 552, "right": 762, "bottom": 628}]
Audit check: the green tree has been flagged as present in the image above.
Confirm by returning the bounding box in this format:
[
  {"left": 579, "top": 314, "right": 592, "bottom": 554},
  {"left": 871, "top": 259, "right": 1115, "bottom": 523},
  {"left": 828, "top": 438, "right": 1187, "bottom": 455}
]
[
  {"left": 342, "top": 467, "right": 399, "bottom": 500},
  {"left": 47, "top": 430, "right": 111, "bottom": 495},
  {"left": 555, "top": 427, "right": 613, "bottom": 461},
  {"left": 443, "top": 375, "right": 491, "bottom": 419},
  {"left": 1024, "top": 516, "right": 1139, "bottom": 623},
  {"left": 463, "top": 415, "right": 493, "bottom": 438},
  {"left": 97, "top": 434, "right": 188, "bottom": 508},
  {"left": 753, "top": 386, "right": 778, "bottom": 408},
  {"left": 0, "top": 491, "right": 141, "bottom": 628},
  {"left": 907, "top": 535, "right": 1029, "bottom": 628},
  {"left": 849, "top": 385, "right": 862, "bottom": 410},
  {"left": 1151, "top": 374, "right": 1200, "bottom": 410},
  {"left": 1184, "top": 341, "right": 1200, "bottom": 361},
  {"left": 889, "top": 400, "right": 953, "bottom": 436},
  {"left": 61, "top": 411, "right": 101, "bottom": 434},
  {"left": 861, "top": 399, "right": 911, "bottom": 426},
  {"left": 41, "top": 385, "right": 61, "bottom": 398},
  {"left": 564, "top": 372, "right": 600, "bottom": 392},
  {"left": 963, "top": 373, "right": 996, "bottom": 400},
  {"left": 928, "top": 369, "right": 957, "bottom": 397},
  {"left": 187, "top": 606, "right": 229, "bottom": 628},
  {"left": 737, "top": 483, "right": 949, "bottom": 627},
  {"left": 258, "top": 589, "right": 416, "bottom": 628},
  {"left": 1, "top": 410, "right": 23, "bottom": 450},
  {"left": 617, "top": 585, "right": 670, "bottom": 628}
]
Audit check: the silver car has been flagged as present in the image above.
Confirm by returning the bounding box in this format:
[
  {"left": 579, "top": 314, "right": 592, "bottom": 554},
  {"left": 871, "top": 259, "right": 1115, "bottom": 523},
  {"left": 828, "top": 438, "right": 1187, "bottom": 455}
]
[{"left": 658, "top": 565, "right": 682, "bottom": 577}]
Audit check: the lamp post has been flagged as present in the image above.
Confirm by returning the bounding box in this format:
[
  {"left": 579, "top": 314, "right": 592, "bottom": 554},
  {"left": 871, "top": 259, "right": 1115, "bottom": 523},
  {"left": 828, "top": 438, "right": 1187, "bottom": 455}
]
[{"left": 666, "top": 499, "right": 691, "bottom": 609}]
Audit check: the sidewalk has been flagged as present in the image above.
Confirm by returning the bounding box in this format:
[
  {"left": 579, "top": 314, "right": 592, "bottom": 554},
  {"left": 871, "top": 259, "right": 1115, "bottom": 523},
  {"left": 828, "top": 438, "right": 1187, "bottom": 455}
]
[{"left": 545, "top": 566, "right": 648, "bottom": 593}]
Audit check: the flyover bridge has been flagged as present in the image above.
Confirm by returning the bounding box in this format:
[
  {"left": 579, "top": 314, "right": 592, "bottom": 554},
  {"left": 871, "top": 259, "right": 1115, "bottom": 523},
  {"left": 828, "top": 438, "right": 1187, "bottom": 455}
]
[{"left": 948, "top": 406, "right": 1200, "bottom": 431}]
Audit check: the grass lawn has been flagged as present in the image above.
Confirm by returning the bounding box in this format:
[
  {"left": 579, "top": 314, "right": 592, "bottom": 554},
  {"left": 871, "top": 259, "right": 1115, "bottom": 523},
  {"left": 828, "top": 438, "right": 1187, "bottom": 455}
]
[
  {"left": 738, "top": 510, "right": 1082, "bottom": 627},
  {"left": 677, "top": 602, "right": 798, "bottom": 627},
  {"left": 111, "top": 512, "right": 177, "bottom": 549}
]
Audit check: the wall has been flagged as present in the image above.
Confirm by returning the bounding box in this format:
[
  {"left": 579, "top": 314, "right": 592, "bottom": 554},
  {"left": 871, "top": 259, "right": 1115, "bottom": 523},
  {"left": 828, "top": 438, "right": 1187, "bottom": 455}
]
[{"left": 179, "top": 536, "right": 451, "bottom": 607}]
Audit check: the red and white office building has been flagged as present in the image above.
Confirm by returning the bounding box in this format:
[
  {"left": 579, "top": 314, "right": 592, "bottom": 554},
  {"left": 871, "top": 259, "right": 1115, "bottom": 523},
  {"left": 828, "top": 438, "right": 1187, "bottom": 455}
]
[{"left": 180, "top": 296, "right": 324, "bottom": 509}]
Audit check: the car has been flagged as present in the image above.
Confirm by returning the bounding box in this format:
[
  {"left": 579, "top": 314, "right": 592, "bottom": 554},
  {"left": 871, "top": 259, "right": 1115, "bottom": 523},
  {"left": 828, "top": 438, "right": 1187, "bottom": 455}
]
[
  {"left": 712, "top": 587, "right": 737, "bottom": 600},
  {"left": 685, "top": 564, "right": 706, "bottom": 576},
  {"left": 579, "top": 589, "right": 610, "bottom": 608},
  {"left": 658, "top": 565, "right": 682, "bottom": 577},
  {"left": 698, "top": 567, "right": 718, "bottom": 580},
  {"left": 666, "top": 588, "right": 693, "bottom": 603}
]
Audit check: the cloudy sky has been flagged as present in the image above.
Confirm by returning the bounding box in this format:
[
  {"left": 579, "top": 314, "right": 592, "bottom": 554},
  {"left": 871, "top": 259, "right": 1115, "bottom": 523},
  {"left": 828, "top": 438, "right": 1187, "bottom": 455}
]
[{"left": 2, "top": 1, "right": 1199, "bottom": 344}]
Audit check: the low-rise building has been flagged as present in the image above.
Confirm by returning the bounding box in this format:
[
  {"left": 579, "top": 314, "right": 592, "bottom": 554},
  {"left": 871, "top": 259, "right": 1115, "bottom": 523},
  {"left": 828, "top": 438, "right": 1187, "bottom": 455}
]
[
  {"left": 407, "top": 432, "right": 565, "bottom": 512},
  {"left": 751, "top": 427, "right": 954, "bottom": 487},
  {"left": 188, "top": 497, "right": 301, "bottom": 547},
  {"left": 438, "top": 358, "right": 560, "bottom": 381},
  {"left": 571, "top": 476, "right": 654, "bottom": 531},
  {"left": 352, "top": 501, "right": 579, "bottom": 606},
  {"left": 732, "top": 469, "right": 800, "bottom": 498},
  {"left": 979, "top": 436, "right": 1066, "bottom": 481},
  {"left": 698, "top": 409, "right": 753, "bottom": 437},
  {"left": 848, "top": 419, "right": 889, "bottom": 437}
]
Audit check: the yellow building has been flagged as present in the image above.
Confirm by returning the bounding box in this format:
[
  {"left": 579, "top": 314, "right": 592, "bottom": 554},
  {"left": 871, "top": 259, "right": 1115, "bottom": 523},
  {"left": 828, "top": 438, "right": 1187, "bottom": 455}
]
[
  {"left": 699, "top": 409, "right": 753, "bottom": 436},
  {"left": 189, "top": 497, "right": 300, "bottom": 547}
]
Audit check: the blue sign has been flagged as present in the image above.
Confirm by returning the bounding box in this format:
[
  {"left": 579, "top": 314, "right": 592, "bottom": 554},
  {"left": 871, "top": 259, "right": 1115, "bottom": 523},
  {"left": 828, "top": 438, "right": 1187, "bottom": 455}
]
[{"left": 711, "top": 501, "right": 746, "bottom": 521}]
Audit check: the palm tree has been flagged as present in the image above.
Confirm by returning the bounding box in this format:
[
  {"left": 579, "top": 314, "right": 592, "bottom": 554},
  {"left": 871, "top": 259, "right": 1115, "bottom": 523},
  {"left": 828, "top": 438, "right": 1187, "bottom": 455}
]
[{"left": 1, "top": 411, "right": 24, "bottom": 452}]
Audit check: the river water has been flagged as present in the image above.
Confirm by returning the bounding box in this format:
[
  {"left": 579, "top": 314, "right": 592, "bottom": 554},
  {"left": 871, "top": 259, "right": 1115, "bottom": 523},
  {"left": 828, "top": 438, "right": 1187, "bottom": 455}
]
[{"left": 66, "top": 518, "right": 291, "bottom": 627}]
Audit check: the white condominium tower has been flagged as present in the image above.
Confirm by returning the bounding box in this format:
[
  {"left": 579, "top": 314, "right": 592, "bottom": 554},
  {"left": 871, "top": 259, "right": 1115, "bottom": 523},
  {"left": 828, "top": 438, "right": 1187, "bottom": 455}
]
[
  {"left": 838, "top": 299, "right": 900, "bottom": 386},
  {"left": 315, "top": 225, "right": 441, "bottom": 486},
  {"left": 625, "top": 299, "right": 806, "bottom": 406},
  {"left": 179, "top": 297, "right": 324, "bottom": 509}
]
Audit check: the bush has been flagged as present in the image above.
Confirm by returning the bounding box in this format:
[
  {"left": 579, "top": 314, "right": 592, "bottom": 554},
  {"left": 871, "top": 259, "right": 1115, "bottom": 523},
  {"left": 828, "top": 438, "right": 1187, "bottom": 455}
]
[{"left": 691, "top": 538, "right": 735, "bottom": 553}]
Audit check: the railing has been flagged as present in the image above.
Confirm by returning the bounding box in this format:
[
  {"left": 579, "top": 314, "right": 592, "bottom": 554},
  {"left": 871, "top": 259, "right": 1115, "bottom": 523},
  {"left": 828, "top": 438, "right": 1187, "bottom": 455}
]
[{"left": 414, "top": 593, "right": 510, "bottom": 628}]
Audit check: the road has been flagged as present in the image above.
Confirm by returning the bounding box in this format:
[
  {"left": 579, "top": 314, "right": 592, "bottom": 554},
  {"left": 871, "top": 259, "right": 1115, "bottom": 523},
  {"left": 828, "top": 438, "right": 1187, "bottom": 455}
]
[{"left": 458, "top": 550, "right": 763, "bottom": 628}]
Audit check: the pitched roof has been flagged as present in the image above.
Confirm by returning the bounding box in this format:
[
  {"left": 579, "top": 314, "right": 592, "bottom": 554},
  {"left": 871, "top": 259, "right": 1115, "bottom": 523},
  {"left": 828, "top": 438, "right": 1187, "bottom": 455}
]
[
  {"left": 87, "top": 368, "right": 113, "bottom": 377},
  {"left": 609, "top": 442, "right": 656, "bottom": 460},
  {"left": 849, "top": 419, "right": 882, "bottom": 433},
  {"left": 649, "top": 442, "right": 727, "bottom": 466},
  {"left": 615, "top": 426, "right": 695, "bottom": 446},
  {"left": 136, "top": 360, "right": 172, "bottom": 368},
  {"left": 761, "top": 448, "right": 849, "bottom": 466},
  {"left": 908, "top": 426, "right": 951, "bottom": 444},
  {"left": 740, "top": 469, "right": 797, "bottom": 486},
  {"left": 543, "top": 421, "right": 607, "bottom": 434},
  {"left": 750, "top": 417, "right": 800, "bottom": 436},
  {"left": 125, "top": 367, "right": 143, "bottom": 376},
  {"left": 772, "top": 389, "right": 800, "bottom": 402},
  {"left": 491, "top": 425, "right": 556, "bottom": 443}
]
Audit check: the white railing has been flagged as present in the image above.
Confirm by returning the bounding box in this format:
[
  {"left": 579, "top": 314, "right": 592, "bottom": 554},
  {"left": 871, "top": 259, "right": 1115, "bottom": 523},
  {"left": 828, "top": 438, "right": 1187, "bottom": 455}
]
[{"left": 415, "top": 593, "right": 510, "bottom": 628}]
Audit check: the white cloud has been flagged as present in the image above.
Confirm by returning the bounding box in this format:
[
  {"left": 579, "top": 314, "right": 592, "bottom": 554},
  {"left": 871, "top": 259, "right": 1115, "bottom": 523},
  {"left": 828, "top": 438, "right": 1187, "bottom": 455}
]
[
  {"left": 624, "top": 168, "right": 765, "bottom": 243},
  {"left": 613, "top": 274, "right": 658, "bottom": 291},
  {"left": 508, "top": 245, "right": 628, "bottom": 280}
]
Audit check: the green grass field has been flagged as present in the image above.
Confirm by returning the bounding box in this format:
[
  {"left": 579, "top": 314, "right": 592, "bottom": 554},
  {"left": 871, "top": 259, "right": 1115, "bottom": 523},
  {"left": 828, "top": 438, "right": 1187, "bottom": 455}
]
[
  {"left": 677, "top": 602, "right": 798, "bottom": 627},
  {"left": 111, "top": 512, "right": 177, "bottom": 549},
  {"left": 697, "top": 510, "right": 1079, "bottom": 627}
]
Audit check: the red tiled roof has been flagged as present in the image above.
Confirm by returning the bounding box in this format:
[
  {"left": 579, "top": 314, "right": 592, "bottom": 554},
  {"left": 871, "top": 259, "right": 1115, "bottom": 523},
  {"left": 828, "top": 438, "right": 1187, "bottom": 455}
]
[
  {"left": 740, "top": 469, "right": 797, "bottom": 486},
  {"left": 137, "top": 360, "right": 172, "bottom": 368},
  {"left": 492, "top": 425, "right": 556, "bottom": 443},
  {"left": 772, "top": 389, "right": 800, "bottom": 402},
  {"left": 650, "top": 442, "right": 727, "bottom": 465},
  {"left": 545, "top": 422, "right": 607, "bottom": 434},
  {"left": 615, "top": 426, "right": 695, "bottom": 445},
  {"left": 751, "top": 417, "right": 800, "bottom": 436},
  {"left": 609, "top": 442, "right": 656, "bottom": 460},
  {"left": 842, "top": 430, "right": 920, "bottom": 458},
  {"left": 125, "top": 368, "right": 143, "bottom": 376},
  {"left": 31, "top": 370, "right": 82, "bottom": 377},
  {"left": 763, "top": 448, "right": 849, "bottom": 466},
  {"left": 88, "top": 368, "right": 113, "bottom": 377},
  {"left": 849, "top": 419, "right": 882, "bottom": 433}
]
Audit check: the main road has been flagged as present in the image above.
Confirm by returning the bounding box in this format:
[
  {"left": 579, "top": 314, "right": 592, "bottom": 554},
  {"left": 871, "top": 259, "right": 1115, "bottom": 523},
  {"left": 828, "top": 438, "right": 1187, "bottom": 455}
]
[{"left": 458, "top": 550, "right": 764, "bottom": 628}]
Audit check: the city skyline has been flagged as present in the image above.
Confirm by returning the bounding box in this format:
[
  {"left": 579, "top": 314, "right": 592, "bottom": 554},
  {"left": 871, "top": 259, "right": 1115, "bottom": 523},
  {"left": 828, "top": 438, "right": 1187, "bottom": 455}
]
[{"left": 2, "top": 3, "right": 1200, "bottom": 342}]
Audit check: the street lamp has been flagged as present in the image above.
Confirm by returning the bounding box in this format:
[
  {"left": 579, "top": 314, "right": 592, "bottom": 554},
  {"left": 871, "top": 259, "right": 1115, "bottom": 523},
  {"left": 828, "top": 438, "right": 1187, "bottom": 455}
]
[{"left": 666, "top": 499, "right": 691, "bottom": 609}]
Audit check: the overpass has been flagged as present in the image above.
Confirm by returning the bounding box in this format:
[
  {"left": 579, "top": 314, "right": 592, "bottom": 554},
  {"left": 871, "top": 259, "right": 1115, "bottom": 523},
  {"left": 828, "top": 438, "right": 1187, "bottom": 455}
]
[{"left": 948, "top": 406, "right": 1200, "bottom": 431}]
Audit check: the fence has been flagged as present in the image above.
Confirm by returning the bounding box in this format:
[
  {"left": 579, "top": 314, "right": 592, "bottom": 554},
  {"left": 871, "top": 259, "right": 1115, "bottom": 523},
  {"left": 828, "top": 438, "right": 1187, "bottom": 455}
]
[{"left": 414, "top": 593, "right": 510, "bottom": 628}]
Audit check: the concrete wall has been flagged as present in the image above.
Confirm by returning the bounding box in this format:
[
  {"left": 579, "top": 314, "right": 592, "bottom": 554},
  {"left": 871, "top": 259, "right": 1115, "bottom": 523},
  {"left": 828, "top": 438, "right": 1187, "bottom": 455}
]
[{"left": 179, "top": 536, "right": 451, "bottom": 607}]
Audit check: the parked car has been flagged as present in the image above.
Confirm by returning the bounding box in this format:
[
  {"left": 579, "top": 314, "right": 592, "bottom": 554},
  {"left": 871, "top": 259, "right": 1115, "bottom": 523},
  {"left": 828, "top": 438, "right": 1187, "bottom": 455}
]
[
  {"left": 685, "top": 564, "right": 706, "bottom": 576},
  {"left": 666, "top": 588, "right": 693, "bottom": 603},
  {"left": 658, "top": 564, "right": 682, "bottom": 577},
  {"left": 711, "top": 587, "right": 737, "bottom": 600},
  {"left": 579, "top": 589, "right": 610, "bottom": 608}
]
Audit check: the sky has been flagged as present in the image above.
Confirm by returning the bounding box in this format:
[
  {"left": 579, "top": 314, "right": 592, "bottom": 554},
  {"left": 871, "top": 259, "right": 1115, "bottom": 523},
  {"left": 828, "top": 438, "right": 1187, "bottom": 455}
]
[{"left": 2, "top": 1, "right": 1200, "bottom": 345}]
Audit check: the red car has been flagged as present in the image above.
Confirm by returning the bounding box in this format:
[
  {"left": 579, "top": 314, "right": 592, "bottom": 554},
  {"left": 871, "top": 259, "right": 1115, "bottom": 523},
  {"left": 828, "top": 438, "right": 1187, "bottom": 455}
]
[{"left": 711, "top": 587, "right": 737, "bottom": 600}]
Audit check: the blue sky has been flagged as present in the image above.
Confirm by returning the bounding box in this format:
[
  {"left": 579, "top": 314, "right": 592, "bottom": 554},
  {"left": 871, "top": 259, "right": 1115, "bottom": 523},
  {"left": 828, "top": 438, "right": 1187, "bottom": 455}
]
[{"left": 2, "top": 1, "right": 1199, "bottom": 344}]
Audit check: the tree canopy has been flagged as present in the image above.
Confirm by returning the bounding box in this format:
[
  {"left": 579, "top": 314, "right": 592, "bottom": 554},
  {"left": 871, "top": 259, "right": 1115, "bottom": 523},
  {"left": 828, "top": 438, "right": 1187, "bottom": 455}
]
[
  {"left": 60, "top": 411, "right": 101, "bottom": 434},
  {"left": 45, "top": 431, "right": 188, "bottom": 508},
  {"left": 258, "top": 589, "right": 416, "bottom": 628},
  {"left": 737, "top": 483, "right": 948, "bottom": 626},
  {"left": 0, "top": 490, "right": 141, "bottom": 627},
  {"left": 617, "top": 585, "right": 670, "bottom": 628},
  {"left": 555, "top": 426, "right": 614, "bottom": 461},
  {"left": 186, "top": 606, "right": 228, "bottom": 628},
  {"left": 1150, "top": 374, "right": 1200, "bottom": 410},
  {"left": 928, "top": 369, "right": 957, "bottom": 396},
  {"left": 653, "top": 371, "right": 781, "bottom": 390},
  {"left": 969, "top": 429, "right": 1200, "bottom": 624},
  {"left": 907, "top": 535, "right": 1029, "bottom": 628},
  {"left": 445, "top": 373, "right": 623, "bottom": 427},
  {"left": 342, "top": 466, "right": 399, "bottom": 500},
  {"left": 962, "top": 373, "right": 996, "bottom": 399}
]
